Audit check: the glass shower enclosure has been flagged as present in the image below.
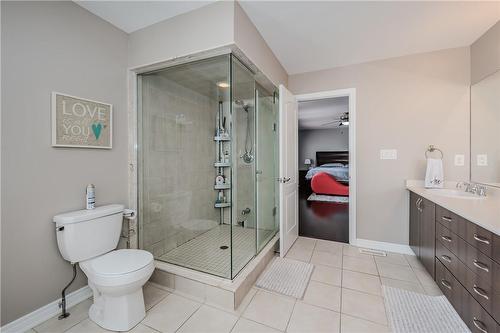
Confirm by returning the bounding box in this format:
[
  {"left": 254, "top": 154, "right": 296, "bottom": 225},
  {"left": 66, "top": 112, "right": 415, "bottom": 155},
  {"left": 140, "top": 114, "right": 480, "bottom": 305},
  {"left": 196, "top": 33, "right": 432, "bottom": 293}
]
[{"left": 138, "top": 54, "right": 279, "bottom": 279}]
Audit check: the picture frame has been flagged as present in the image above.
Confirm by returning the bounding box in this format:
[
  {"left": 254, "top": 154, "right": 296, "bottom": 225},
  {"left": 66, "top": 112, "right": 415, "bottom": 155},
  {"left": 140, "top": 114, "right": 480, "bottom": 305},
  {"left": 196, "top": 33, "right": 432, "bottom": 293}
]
[{"left": 51, "top": 92, "right": 113, "bottom": 149}]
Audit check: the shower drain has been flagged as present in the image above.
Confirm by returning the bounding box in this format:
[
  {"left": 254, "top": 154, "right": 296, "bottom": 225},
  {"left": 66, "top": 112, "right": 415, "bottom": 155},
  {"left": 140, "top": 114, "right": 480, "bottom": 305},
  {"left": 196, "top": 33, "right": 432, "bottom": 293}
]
[{"left": 220, "top": 245, "right": 229, "bottom": 250}]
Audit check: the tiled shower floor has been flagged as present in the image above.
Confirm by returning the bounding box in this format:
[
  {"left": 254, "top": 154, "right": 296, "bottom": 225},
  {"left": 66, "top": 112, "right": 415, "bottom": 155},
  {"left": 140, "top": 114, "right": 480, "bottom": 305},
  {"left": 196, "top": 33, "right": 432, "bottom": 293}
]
[{"left": 158, "top": 225, "right": 275, "bottom": 278}]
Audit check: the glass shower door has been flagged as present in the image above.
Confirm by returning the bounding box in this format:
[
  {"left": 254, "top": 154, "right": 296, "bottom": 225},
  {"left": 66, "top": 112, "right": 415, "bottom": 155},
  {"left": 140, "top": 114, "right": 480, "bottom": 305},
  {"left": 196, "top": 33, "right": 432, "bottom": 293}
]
[
  {"left": 231, "top": 55, "right": 256, "bottom": 278},
  {"left": 256, "top": 85, "right": 279, "bottom": 252}
]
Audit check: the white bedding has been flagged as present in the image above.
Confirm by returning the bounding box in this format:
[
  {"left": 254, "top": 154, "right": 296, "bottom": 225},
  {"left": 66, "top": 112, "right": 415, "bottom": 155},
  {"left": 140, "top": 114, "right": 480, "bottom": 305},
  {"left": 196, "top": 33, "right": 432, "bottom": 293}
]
[{"left": 305, "top": 164, "right": 349, "bottom": 181}]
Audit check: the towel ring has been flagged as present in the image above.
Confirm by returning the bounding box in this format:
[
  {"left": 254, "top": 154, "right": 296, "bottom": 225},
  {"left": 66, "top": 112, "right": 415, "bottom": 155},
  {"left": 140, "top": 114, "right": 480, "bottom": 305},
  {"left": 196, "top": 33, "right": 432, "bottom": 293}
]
[{"left": 425, "top": 145, "right": 443, "bottom": 159}]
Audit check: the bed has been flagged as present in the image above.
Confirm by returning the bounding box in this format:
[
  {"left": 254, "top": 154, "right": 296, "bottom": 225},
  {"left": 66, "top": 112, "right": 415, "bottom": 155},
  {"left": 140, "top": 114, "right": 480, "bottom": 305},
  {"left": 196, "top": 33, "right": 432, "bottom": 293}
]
[
  {"left": 306, "top": 151, "right": 349, "bottom": 197},
  {"left": 305, "top": 151, "right": 349, "bottom": 183}
]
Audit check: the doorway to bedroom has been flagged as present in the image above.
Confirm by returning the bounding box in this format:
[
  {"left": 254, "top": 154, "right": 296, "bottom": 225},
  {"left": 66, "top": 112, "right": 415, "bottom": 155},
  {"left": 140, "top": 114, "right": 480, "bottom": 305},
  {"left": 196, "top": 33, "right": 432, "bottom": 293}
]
[{"left": 297, "top": 92, "right": 353, "bottom": 244}]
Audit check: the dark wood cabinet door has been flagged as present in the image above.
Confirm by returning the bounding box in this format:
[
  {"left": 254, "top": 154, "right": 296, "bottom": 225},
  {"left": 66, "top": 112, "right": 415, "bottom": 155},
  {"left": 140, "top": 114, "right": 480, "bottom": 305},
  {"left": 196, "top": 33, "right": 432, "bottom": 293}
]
[
  {"left": 420, "top": 197, "right": 436, "bottom": 278},
  {"left": 409, "top": 192, "right": 420, "bottom": 257}
]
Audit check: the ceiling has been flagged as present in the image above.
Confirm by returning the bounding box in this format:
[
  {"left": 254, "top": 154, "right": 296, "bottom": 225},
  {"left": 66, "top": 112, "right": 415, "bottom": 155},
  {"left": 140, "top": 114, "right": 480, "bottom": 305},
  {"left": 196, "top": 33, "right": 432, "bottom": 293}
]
[
  {"left": 75, "top": 1, "right": 214, "bottom": 33},
  {"left": 298, "top": 97, "right": 348, "bottom": 130},
  {"left": 240, "top": 1, "right": 500, "bottom": 74},
  {"left": 76, "top": 1, "right": 500, "bottom": 74}
]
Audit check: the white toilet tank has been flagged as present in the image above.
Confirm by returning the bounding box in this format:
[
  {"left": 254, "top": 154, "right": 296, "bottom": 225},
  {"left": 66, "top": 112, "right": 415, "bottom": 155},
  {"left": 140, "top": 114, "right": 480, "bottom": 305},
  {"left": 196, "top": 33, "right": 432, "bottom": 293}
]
[{"left": 53, "top": 204, "right": 125, "bottom": 263}]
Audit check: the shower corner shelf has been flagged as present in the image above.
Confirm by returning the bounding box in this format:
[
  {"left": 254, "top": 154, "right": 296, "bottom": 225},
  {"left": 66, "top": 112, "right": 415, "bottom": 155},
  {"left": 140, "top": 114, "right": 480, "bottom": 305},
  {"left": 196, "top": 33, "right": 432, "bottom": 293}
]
[
  {"left": 214, "top": 184, "right": 231, "bottom": 190},
  {"left": 214, "top": 202, "right": 231, "bottom": 208},
  {"left": 214, "top": 162, "right": 231, "bottom": 168},
  {"left": 214, "top": 136, "right": 231, "bottom": 142}
]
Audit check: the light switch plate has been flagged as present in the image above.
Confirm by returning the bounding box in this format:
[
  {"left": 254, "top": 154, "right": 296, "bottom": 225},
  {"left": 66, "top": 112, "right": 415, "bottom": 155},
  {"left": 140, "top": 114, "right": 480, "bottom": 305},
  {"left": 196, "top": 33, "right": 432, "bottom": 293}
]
[
  {"left": 477, "top": 154, "right": 488, "bottom": 166},
  {"left": 380, "top": 149, "right": 397, "bottom": 160},
  {"left": 454, "top": 154, "right": 465, "bottom": 166}
]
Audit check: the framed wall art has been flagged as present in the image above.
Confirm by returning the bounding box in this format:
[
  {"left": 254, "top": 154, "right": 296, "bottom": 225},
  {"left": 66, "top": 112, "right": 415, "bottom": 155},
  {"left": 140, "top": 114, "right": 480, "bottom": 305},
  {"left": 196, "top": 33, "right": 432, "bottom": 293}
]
[{"left": 51, "top": 92, "right": 112, "bottom": 149}]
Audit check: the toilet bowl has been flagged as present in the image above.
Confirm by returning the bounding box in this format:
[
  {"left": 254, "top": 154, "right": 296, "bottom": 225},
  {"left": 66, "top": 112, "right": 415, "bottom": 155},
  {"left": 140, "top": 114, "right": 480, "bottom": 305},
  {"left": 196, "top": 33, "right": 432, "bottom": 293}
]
[
  {"left": 80, "top": 249, "right": 154, "bottom": 331},
  {"left": 53, "top": 205, "right": 154, "bottom": 332}
]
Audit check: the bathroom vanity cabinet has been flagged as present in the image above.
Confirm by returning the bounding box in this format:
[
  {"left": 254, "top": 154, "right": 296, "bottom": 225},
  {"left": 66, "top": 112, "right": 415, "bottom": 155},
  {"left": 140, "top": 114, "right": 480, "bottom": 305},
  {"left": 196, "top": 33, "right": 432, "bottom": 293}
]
[
  {"left": 409, "top": 191, "right": 500, "bottom": 333},
  {"left": 409, "top": 192, "right": 436, "bottom": 278}
]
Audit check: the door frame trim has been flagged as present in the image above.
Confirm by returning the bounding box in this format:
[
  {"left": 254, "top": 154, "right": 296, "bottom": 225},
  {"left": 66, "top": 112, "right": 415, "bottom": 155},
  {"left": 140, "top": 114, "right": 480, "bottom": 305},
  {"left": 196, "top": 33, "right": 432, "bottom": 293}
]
[{"left": 295, "top": 88, "right": 357, "bottom": 245}]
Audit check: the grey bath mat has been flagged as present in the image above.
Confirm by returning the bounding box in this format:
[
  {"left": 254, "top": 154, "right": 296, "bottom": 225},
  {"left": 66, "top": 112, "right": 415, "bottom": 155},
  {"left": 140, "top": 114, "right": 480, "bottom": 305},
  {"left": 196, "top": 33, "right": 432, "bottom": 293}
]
[
  {"left": 256, "top": 257, "right": 313, "bottom": 299},
  {"left": 383, "top": 286, "right": 470, "bottom": 333}
]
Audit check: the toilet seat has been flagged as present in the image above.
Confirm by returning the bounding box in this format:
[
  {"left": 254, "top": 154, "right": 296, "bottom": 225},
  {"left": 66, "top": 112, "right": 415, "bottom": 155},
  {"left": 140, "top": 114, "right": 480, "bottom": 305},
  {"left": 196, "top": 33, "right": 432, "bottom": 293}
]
[{"left": 80, "top": 249, "right": 154, "bottom": 287}]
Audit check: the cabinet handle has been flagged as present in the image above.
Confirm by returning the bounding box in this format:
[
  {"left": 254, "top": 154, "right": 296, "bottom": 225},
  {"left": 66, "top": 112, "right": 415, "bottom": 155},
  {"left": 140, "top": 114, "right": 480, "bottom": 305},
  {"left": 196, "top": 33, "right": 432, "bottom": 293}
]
[
  {"left": 416, "top": 198, "right": 423, "bottom": 212},
  {"left": 473, "top": 285, "right": 489, "bottom": 300},
  {"left": 440, "top": 255, "right": 452, "bottom": 263},
  {"left": 473, "top": 234, "right": 490, "bottom": 245},
  {"left": 473, "top": 260, "right": 489, "bottom": 273},
  {"left": 441, "top": 216, "right": 452, "bottom": 222},
  {"left": 441, "top": 236, "right": 452, "bottom": 242},
  {"left": 473, "top": 318, "right": 488, "bottom": 333},
  {"left": 440, "top": 279, "right": 452, "bottom": 290}
]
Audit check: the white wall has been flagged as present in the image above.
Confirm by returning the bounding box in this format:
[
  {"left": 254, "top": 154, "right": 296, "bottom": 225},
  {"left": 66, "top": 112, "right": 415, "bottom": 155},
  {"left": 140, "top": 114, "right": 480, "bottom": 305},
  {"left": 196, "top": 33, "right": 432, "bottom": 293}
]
[
  {"left": 127, "top": 1, "right": 288, "bottom": 88},
  {"left": 298, "top": 129, "right": 349, "bottom": 170},
  {"left": 289, "top": 47, "right": 470, "bottom": 245},
  {"left": 1, "top": 1, "right": 128, "bottom": 325}
]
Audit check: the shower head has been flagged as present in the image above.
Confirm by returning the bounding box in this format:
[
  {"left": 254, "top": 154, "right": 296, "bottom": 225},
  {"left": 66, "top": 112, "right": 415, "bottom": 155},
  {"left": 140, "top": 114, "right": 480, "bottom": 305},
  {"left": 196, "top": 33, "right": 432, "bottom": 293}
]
[{"left": 235, "top": 100, "right": 250, "bottom": 112}]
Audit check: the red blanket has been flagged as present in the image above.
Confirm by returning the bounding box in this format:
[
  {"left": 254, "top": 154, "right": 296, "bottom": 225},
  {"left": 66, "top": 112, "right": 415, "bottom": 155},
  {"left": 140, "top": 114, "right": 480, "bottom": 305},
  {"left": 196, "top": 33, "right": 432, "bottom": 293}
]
[{"left": 311, "top": 172, "right": 349, "bottom": 196}]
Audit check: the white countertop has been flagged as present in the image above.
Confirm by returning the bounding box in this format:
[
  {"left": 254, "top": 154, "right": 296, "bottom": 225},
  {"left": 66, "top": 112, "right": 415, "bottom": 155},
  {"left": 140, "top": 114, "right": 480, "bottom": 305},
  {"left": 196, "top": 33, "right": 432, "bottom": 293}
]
[{"left": 406, "top": 181, "right": 500, "bottom": 236}]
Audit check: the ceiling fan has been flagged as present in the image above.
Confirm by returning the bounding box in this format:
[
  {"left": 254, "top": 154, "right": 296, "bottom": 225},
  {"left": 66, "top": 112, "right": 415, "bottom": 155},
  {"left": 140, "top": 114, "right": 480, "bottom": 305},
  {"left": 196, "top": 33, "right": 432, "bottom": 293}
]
[{"left": 320, "top": 112, "right": 349, "bottom": 127}]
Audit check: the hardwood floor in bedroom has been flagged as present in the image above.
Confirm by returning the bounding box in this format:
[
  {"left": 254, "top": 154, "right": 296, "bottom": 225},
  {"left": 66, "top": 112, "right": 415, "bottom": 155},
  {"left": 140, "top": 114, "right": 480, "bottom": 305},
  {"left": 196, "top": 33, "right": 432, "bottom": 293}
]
[{"left": 298, "top": 182, "right": 349, "bottom": 244}]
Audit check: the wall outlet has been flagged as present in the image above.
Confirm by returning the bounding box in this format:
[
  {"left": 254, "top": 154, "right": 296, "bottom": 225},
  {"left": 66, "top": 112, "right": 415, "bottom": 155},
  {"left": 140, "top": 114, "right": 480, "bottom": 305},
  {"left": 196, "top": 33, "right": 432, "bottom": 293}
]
[
  {"left": 477, "top": 154, "right": 488, "bottom": 166},
  {"left": 380, "top": 149, "right": 397, "bottom": 160},
  {"left": 454, "top": 154, "right": 465, "bottom": 166}
]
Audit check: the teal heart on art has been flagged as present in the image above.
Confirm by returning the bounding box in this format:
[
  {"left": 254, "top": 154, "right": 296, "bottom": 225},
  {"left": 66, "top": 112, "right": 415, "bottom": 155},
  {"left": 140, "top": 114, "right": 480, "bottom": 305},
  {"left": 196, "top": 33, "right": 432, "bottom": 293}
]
[{"left": 92, "top": 122, "right": 103, "bottom": 140}]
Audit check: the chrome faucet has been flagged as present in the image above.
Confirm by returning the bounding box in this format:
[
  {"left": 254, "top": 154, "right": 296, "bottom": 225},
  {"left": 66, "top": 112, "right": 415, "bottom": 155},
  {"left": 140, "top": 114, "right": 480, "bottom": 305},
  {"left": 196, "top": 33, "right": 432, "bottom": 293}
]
[
  {"left": 456, "top": 181, "right": 487, "bottom": 197},
  {"left": 478, "top": 186, "right": 487, "bottom": 197}
]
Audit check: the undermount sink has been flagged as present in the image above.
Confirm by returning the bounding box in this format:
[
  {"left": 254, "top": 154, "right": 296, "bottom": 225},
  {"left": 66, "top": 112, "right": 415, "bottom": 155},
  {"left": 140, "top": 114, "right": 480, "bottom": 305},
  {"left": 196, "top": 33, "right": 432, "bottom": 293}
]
[{"left": 428, "top": 189, "right": 485, "bottom": 200}]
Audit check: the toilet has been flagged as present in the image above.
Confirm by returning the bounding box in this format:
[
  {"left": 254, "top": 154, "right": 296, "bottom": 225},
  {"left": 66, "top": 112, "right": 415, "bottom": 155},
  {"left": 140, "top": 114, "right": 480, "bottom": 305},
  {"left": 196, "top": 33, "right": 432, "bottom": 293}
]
[{"left": 53, "top": 204, "right": 154, "bottom": 331}]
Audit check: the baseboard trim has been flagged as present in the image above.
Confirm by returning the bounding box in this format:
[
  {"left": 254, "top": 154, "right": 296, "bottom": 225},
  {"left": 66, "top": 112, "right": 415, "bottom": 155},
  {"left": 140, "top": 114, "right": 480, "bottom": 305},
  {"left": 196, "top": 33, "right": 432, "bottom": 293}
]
[
  {"left": 354, "top": 238, "right": 414, "bottom": 255},
  {"left": 1, "top": 286, "right": 92, "bottom": 333}
]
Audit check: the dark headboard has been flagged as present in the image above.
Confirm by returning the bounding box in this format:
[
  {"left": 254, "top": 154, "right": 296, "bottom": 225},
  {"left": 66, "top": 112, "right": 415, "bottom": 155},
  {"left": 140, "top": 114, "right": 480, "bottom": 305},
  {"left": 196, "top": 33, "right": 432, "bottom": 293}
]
[{"left": 316, "top": 151, "right": 349, "bottom": 167}]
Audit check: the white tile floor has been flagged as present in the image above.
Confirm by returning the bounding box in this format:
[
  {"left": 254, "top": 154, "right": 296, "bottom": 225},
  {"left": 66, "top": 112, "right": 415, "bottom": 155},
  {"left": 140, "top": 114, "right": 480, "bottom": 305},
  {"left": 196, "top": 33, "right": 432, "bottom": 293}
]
[
  {"left": 31, "top": 237, "right": 443, "bottom": 333},
  {"left": 159, "top": 225, "right": 274, "bottom": 278}
]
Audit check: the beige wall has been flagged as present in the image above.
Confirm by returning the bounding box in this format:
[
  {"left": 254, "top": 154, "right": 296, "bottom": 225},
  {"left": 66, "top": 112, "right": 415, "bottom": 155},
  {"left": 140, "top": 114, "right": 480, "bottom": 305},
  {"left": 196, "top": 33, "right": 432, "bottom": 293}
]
[
  {"left": 471, "top": 20, "right": 500, "bottom": 84},
  {"left": 289, "top": 47, "right": 471, "bottom": 245},
  {"left": 1, "top": 1, "right": 128, "bottom": 325},
  {"left": 298, "top": 128, "right": 349, "bottom": 170},
  {"left": 233, "top": 2, "right": 288, "bottom": 87},
  {"left": 128, "top": 1, "right": 235, "bottom": 70}
]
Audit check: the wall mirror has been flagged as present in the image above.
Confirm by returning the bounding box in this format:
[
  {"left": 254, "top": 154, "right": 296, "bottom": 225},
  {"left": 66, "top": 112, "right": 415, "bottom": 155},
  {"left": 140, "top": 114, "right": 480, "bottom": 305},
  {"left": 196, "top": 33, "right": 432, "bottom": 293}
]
[{"left": 470, "top": 69, "right": 500, "bottom": 187}]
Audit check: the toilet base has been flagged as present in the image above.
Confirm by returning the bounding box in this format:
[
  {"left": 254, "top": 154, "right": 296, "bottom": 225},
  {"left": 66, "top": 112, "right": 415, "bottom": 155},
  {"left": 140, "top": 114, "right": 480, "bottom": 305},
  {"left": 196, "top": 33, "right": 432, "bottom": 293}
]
[{"left": 89, "top": 288, "right": 146, "bottom": 332}]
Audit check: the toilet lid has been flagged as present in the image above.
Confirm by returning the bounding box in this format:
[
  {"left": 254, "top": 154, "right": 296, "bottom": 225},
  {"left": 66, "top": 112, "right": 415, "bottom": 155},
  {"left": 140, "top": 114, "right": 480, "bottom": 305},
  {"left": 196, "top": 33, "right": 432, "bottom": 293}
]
[{"left": 84, "top": 249, "right": 153, "bottom": 275}]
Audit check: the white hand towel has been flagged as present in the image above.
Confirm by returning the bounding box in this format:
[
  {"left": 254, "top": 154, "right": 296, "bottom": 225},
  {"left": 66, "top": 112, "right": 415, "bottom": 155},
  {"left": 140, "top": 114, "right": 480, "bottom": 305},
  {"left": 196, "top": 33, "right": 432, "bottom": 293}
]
[{"left": 425, "top": 158, "right": 444, "bottom": 188}]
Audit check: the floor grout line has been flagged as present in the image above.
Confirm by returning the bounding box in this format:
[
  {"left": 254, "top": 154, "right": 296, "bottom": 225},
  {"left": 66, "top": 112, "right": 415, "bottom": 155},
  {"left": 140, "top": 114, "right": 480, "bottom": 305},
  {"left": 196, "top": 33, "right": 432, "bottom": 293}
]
[{"left": 173, "top": 301, "right": 203, "bottom": 333}]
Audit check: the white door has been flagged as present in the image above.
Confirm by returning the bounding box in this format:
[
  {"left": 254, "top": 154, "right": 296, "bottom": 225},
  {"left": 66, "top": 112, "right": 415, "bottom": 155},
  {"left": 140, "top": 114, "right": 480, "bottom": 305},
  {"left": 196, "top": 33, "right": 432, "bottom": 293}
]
[{"left": 279, "top": 84, "right": 299, "bottom": 257}]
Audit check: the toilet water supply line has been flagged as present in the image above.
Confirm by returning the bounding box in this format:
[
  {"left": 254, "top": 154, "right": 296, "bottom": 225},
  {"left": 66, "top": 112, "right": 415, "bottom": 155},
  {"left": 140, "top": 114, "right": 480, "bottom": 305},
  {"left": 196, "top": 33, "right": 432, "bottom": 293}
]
[
  {"left": 58, "top": 263, "right": 77, "bottom": 319},
  {"left": 57, "top": 209, "right": 137, "bottom": 320}
]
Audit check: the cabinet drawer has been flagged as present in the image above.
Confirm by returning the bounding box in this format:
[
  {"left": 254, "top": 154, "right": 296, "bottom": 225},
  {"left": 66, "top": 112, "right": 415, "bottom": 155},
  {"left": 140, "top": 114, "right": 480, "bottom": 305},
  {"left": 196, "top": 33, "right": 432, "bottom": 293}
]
[
  {"left": 436, "top": 259, "right": 464, "bottom": 316},
  {"left": 436, "top": 238, "right": 463, "bottom": 280},
  {"left": 493, "top": 234, "right": 500, "bottom": 264},
  {"left": 466, "top": 222, "right": 494, "bottom": 260},
  {"left": 436, "top": 205, "right": 466, "bottom": 237},
  {"left": 463, "top": 266, "right": 500, "bottom": 323},
  {"left": 464, "top": 242, "right": 500, "bottom": 290},
  {"left": 461, "top": 287, "right": 500, "bottom": 333},
  {"left": 436, "top": 222, "right": 459, "bottom": 257}
]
